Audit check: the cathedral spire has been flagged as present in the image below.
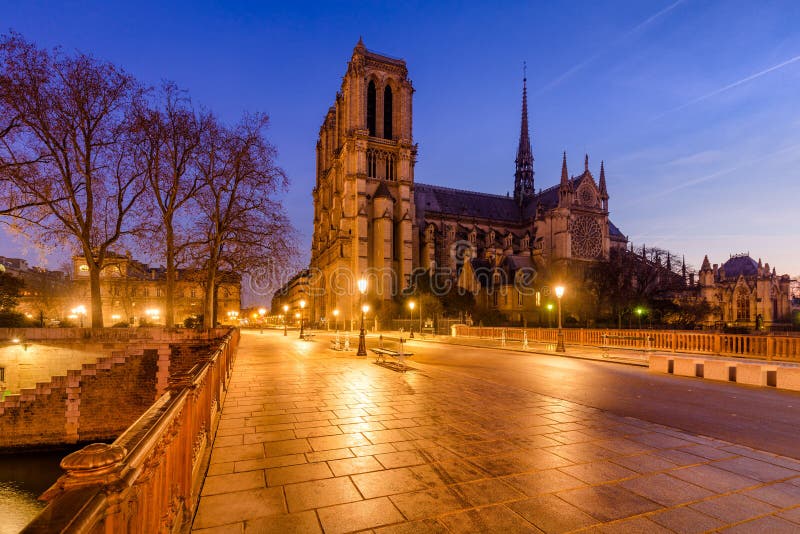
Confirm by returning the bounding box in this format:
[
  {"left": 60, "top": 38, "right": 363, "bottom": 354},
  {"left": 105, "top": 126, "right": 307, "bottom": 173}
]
[
  {"left": 599, "top": 160, "right": 608, "bottom": 198},
  {"left": 584, "top": 153, "right": 589, "bottom": 172},
  {"left": 559, "top": 151, "right": 572, "bottom": 207},
  {"left": 514, "top": 64, "right": 534, "bottom": 206}
]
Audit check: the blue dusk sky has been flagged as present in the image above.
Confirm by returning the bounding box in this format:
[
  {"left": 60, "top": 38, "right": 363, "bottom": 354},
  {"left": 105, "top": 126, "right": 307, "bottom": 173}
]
[{"left": 2, "top": 0, "right": 799, "bottom": 281}]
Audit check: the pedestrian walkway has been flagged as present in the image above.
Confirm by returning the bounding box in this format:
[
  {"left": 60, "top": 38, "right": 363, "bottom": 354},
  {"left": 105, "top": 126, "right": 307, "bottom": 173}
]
[{"left": 192, "top": 331, "right": 800, "bottom": 533}]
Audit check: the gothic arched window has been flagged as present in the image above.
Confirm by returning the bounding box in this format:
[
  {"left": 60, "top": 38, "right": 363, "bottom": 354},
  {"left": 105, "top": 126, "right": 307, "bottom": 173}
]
[
  {"left": 736, "top": 289, "right": 750, "bottom": 322},
  {"left": 367, "top": 81, "right": 376, "bottom": 137},
  {"left": 383, "top": 85, "right": 393, "bottom": 139}
]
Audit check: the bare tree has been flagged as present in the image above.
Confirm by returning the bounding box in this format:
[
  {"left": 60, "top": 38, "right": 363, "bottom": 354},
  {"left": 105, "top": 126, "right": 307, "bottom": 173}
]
[
  {"left": 0, "top": 33, "right": 146, "bottom": 327},
  {"left": 194, "top": 113, "right": 295, "bottom": 328},
  {"left": 132, "top": 82, "right": 204, "bottom": 328}
]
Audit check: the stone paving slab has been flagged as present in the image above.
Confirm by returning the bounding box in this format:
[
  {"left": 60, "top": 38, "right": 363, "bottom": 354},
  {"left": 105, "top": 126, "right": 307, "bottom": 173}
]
[{"left": 192, "top": 331, "right": 800, "bottom": 533}]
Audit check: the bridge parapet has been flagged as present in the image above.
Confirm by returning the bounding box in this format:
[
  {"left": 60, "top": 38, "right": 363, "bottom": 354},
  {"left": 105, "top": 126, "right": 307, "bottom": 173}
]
[
  {"left": 451, "top": 325, "right": 800, "bottom": 363},
  {"left": 22, "top": 328, "right": 239, "bottom": 534}
]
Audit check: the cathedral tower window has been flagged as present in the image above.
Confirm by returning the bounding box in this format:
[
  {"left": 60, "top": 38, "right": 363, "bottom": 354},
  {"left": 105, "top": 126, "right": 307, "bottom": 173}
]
[
  {"left": 383, "top": 85, "right": 393, "bottom": 139},
  {"left": 367, "top": 81, "right": 376, "bottom": 137},
  {"left": 367, "top": 150, "right": 377, "bottom": 178},
  {"left": 366, "top": 149, "right": 396, "bottom": 180}
]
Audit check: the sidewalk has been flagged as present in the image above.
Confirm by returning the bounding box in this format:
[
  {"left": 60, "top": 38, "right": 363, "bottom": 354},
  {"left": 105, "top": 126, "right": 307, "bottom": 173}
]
[{"left": 192, "top": 331, "right": 800, "bottom": 533}]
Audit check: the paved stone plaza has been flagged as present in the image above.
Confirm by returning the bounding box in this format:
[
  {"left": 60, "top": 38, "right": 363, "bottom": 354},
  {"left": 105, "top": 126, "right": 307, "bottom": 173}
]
[{"left": 192, "top": 331, "right": 800, "bottom": 533}]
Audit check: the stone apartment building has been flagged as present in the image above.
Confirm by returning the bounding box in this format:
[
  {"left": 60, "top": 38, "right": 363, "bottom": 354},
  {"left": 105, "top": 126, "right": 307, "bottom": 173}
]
[
  {"left": 308, "top": 40, "right": 627, "bottom": 324},
  {"left": 0, "top": 256, "right": 70, "bottom": 322},
  {"left": 70, "top": 252, "right": 241, "bottom": 326}
]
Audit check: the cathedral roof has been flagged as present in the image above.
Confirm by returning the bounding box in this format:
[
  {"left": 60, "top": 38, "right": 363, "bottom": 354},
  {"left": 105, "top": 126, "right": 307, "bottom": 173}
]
[
  {"left": 608, "top": 221, "right": 625, "bottom": 239},
  {"left": 721, "top": 255, "right": 759, "bottom": 278},
  {"left": 415, "top": 180, "right": 626, "bottom": 241},
  {"left": 415, "top": 183, "right": 521, "bottom": 223}
]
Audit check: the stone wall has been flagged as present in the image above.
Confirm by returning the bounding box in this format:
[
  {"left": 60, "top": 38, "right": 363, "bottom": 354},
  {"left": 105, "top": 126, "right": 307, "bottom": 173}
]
[{"left": 0, "top": 340, "right": 218, "bottom": 451}]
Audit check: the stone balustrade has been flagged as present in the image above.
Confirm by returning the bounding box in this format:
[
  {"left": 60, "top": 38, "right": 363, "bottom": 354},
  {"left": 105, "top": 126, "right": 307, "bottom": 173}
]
[
  {"left": 0, "top": 327, "right": 231, "bottom": 342},
  {"left": 451, "top": 325, "right": 800, "bottom": 363},
  {"left": 22, "top": 328, "right": 239, "bottom": 534}
]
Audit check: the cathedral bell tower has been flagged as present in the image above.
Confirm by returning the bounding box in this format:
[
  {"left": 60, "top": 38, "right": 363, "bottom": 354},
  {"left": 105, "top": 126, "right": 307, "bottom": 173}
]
[{"left": 310, "top": 40, "right": 417, "bottom": 323}]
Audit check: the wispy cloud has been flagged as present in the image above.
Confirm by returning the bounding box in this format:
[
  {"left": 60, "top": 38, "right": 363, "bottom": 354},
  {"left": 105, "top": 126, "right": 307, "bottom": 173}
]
[
  {"left": 534, "top": 0, "right": 686, "bottom": 95},
  {"left": 665, "top": 149, "right": 724, "bottom": 167},
  {"left": 653, "top": 54, "right": 800, "bottom": 119},
  {"left": 632, "top": 142, "right": 800, "bottom": 203}
]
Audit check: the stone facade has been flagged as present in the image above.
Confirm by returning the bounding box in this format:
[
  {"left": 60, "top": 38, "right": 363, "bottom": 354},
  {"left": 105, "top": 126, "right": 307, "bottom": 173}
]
[
  {"left": 310, "top": 40, "right": 416, "bottom": 323},
  {"left": 71, "top": 252, "right": 241, "bottom": 326},
  {"left": 698, "top": 253, "right": 792, "bottom": 327},
  {"left": 309, "top": 41, "right": 627, "bottom": 323}
]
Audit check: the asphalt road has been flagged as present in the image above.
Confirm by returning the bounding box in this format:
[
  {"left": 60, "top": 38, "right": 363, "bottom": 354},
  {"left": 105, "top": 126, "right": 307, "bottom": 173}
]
[{"left": 401, "top": 338, "right": 800, "bottom": 460}]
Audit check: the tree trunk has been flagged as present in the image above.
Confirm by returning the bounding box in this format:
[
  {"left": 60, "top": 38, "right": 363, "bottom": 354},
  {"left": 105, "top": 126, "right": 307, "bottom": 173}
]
[
  {"left": 203, "top": 267, "right": 216, "bottom": 330},
  {"left": 212, "top": 282, "right": 219, "bottom": 327},
  {"left": 89, "top": 264, "right": 104, "bottom": 328},
  {"left": 165, "top": 223, "right": 175, "bottom": 329}
]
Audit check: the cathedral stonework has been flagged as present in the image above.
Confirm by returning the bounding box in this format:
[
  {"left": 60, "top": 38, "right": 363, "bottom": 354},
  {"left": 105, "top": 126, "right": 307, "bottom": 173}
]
[{"left": 309, "top": 41, "right": 628, "bottom": 323}]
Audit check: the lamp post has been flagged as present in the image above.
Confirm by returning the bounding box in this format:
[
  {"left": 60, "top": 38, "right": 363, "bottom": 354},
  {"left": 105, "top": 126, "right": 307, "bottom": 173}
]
[
  {"left": 299, "top": 299, "right": 306, "bottom": 338},
  {"left": 258, "top": 308, "right": 266, "bottom": 333},
  {"left": 72, "top": 305, "right": 87, "bottom": 328},
  {"left": 555, "top": 286, "right": 565, "bottom": 352},
  {"left": 357, "top": 278, "right": 367, "bottom": 356},
  {"left": 546, "top": 303, "right": 553, "bottom": 328},
  {"left": 636, "top": 307, "right": 644, "bottom": 330},
  {"left": 408, "top": 300, "right": 416, "bottom": 338},
  {"left": 283, "top": 304, "right": 288, "bottom": 336},
  {"left": 332, "top": 308, "right": 339, "bottom": 331}
]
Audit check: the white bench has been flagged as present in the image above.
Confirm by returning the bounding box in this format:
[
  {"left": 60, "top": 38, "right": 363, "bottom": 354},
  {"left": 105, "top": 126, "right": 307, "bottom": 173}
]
[{"left": 371, "top": 347, "right": 414, "bottom": 371}]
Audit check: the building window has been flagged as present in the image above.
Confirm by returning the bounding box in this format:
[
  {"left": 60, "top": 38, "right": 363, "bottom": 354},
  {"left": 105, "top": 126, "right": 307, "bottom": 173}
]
[
  {"left": 383, "top": 85, "right": 393, "bottom": 139},
  {"left": 367, "top": 150, "right": 377, "bottom": 178},
  {"left": 492, "top": 291, "right": 498, "bottom": 307},
  {"left": 736, "top": 289, "right": 750, "bottom": 321},
  {"left": 0, "top": 367, "right": 5, "bottom": 382},
  {"left": 156, "top": 288, "right": 163, "bottom": 297},
  {"left": 366, "top": 149, "right": 395, "bottom": 181},
  {"left": 367, "top": 81, "right": 376, "bottom": 137},
  {"left": 536, "top": 291, "right": 541, "bottom": 307}
]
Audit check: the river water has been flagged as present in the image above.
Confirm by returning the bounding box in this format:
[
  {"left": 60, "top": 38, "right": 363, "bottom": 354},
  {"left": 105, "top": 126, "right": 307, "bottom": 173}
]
[{"left": 0, "top": 449, "right": 74, "bottom": 534}]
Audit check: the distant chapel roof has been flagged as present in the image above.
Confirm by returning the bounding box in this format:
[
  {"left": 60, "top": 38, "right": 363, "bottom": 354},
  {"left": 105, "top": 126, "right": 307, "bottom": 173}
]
[{"left": 721, "top": 255, "right": 759, "bottom": 278}]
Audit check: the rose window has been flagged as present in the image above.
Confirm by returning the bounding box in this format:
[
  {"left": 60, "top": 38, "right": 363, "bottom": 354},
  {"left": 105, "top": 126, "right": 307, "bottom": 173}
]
[{"left": 570, "top": 216, "right": 602, "bottom": 259}]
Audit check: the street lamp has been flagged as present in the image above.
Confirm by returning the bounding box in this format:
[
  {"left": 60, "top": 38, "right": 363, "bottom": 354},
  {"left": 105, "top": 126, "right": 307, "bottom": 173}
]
[
  {"left": 332, "top": 308, "right": 340, "bottom": 331},
  {"left": 554, "top": 286, "right": 565, "bottom": 352},
  {"left": 357, "top": 278, "right": 367, "bottom": 356},
  {"left": 258, "top": 307, "right": 266, "bottom": 333},
  {"left": 299, "top": 299, "right": 306, "bottom": 339},
  {"left": 283, "top": 304, "right": 289, "bottom": 336},
  {"left": 546, "top": 303, "right": 553, "bottom": 328},
  {"left": 636, "top": 307, "right": 644, "bottom": 330},
  {"left": 72, "top": 305, "right": 87, "bottom": 328},
  {"left": 408, "top": 300, "right": 416, "bottom": 338}
]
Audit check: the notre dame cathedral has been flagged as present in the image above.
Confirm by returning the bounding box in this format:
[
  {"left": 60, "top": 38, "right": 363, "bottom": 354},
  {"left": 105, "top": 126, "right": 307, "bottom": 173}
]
[{"left": 309, "top": 40, "right": 628, "bottom": 323}]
